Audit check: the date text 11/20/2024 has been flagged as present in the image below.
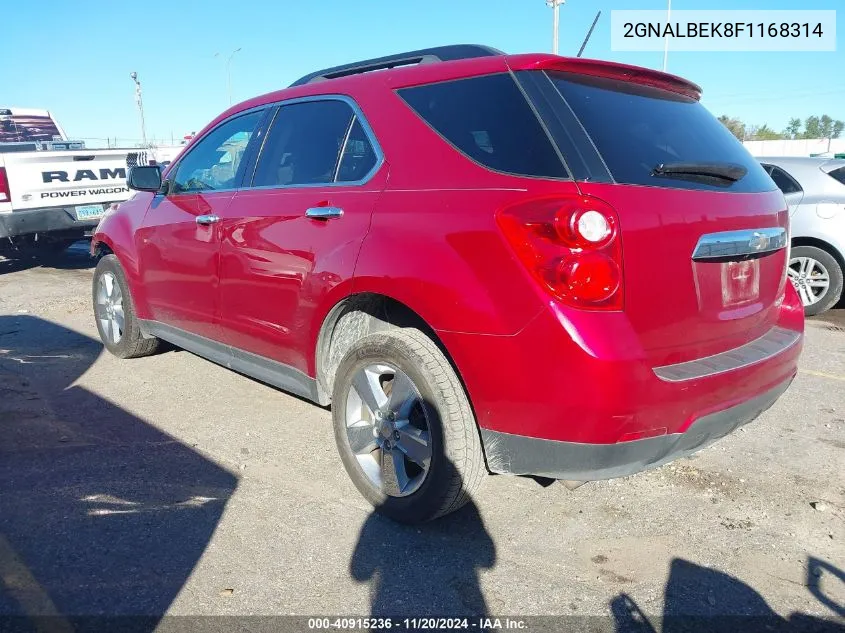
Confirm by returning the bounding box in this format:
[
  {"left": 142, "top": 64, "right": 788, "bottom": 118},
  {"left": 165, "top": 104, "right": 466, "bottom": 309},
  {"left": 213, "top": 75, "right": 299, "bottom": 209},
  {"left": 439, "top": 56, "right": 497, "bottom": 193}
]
[{"left": 307, "top": 617, "right": 527, "bottom": 630}]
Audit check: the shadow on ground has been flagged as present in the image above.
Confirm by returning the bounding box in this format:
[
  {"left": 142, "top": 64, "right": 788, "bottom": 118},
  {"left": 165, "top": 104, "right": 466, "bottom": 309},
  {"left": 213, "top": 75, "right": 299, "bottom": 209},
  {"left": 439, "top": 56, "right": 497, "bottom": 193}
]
[
  {"left": 611, "top": 557, "right": 845, "bottom": 633},
  {"left": 0, "top": 315, "right": 237, "bottom": 630},
  {"left": 351, "top": 501, "right": 495, "bottom": 618}
]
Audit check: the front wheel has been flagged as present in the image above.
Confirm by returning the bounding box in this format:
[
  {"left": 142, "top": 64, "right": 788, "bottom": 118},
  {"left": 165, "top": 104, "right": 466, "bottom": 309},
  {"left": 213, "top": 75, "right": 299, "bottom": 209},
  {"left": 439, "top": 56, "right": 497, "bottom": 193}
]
[
  {"left": 788, "top": 245, "right": 844, "bottom": 316},
  {"left": 331, "top": 328, "right": 485, "bottom": 523},
  {"left": 92, "top": 254, "right": 161, "bottom": 358}
]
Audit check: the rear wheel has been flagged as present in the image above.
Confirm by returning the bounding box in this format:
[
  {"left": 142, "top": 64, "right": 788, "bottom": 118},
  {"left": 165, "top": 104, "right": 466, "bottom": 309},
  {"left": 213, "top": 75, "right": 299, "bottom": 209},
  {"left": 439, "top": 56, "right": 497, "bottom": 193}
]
[
  {"left": 331, "top": 328, "right": 485, "bottom": 523},
  {"left": 788, "top": 245, "right": 843, "bottom": 316},
  {"left": 92, "top": 255, "right": 160, "bottom": 358}
]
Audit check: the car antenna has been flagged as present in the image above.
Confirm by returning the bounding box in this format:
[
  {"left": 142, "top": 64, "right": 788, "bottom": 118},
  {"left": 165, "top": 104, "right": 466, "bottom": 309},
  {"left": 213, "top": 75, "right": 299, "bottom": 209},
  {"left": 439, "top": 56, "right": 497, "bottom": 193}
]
[{"left": 577, "top": 10, "right": 601, "bottom": 57}]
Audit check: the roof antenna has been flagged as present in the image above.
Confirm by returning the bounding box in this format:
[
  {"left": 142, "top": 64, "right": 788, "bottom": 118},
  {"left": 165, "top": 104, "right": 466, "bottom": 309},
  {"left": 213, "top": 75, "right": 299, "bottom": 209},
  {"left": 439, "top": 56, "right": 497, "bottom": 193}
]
[{"left": 577, "top": 10, "right": 601, "bottom": 57}]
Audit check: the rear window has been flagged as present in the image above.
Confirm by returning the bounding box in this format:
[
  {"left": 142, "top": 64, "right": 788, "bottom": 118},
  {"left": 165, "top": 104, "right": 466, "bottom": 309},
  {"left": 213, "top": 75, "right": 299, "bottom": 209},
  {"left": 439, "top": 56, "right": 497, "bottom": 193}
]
[
  {"left": 398, "top": 74, "right": 568, "bottom": 179},
  {"left": 0, "top": 114, "right": 63, "bottom": 143},
  {"left": 547, "top": 72, "right": 774, "bottom": 193},
  {"left": 827, "top": 166, "right": 845, "bottom": 187}
]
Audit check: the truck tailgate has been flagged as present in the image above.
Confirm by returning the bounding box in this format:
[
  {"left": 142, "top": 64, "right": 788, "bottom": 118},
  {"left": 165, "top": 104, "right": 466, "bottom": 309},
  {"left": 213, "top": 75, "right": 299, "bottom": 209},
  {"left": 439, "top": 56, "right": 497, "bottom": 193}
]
[{"left": 2, "top": 149, "right": 132, "bottom": 211}]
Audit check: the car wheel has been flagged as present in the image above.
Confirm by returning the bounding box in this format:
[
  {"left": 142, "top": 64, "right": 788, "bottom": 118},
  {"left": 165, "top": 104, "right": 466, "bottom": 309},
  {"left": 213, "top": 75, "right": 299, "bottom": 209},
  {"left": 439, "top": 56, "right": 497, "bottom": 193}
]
[
  {"left": 92, "top": 254, "right": 160, "bottom": 358},
  {"left": 788, "top": 245, "right": 844, "bottom": 316},
  {"left": 332, "top": 328, "right": 485, "bottom": 523}
]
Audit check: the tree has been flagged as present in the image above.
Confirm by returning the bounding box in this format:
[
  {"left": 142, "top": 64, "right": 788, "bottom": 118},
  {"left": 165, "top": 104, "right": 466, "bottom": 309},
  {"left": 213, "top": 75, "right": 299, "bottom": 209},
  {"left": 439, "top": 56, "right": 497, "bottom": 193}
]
[
  {"left": 804, "top": 116, "right": 822, "bottom": 139},
  {"left": 718, "top": 115, "right": 746, "bottom": 140},
  {"left": 833, "top": 121, "right": 845, "bottom": 139},
  {"left": 784, "top": 118, "right": 802, "bottom": 139},
  {"left": 819, "top": 115, "right": 834, "bottom": 139},
  {"left": 751, "top": 124, "right": 783, "bottom": 140}
]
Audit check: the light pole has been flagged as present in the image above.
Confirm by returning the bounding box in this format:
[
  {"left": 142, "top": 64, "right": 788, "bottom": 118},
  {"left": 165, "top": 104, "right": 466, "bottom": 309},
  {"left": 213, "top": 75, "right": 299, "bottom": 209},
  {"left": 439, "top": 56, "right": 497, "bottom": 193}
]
[
  {"left": 129, "top": 71, "right": 147, "bottom": 148},
  {"left": 215, "top": 48, "right": 242, "bottom": 105},
  {"left": 545, "top": 0, "right": 565, "bottom": 55},
  {"left": 663, "top": 0, "right": 672, "bottom": 71}
]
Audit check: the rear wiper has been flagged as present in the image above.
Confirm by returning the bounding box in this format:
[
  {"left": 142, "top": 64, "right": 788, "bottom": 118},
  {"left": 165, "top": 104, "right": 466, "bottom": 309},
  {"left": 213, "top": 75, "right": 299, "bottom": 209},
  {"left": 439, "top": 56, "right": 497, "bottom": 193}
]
[{"left": 651, "top": 162, "right": 747, "bottom": 183}]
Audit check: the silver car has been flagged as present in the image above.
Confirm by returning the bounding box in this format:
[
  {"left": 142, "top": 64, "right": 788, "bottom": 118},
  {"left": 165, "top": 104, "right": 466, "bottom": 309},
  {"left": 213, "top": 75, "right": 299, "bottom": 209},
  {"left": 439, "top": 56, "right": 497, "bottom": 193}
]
[{"left": 759, "top": 157, "right": 845, "bottom": 315}]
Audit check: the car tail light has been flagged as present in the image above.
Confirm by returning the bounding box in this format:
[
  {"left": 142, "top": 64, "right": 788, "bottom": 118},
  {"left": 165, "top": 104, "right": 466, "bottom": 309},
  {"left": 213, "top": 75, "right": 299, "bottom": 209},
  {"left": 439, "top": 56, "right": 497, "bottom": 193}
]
[
  {"left": 496, "top": 195, "right": 623, "bottom": 310},
  {"left": 0, "top": 168, "right": 10, "bottom": 202}
]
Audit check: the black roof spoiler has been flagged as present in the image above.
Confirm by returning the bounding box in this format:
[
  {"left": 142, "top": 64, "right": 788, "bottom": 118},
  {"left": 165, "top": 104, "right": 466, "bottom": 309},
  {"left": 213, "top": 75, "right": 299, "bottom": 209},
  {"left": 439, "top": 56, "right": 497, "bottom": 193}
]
[{"left": 289, "top": 44, "right": 505, "bottom": 87}]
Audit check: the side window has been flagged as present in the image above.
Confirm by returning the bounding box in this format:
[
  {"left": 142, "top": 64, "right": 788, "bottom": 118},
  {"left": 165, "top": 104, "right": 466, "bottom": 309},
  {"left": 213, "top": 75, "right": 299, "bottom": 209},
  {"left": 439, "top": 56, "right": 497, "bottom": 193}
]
[
  {"left": 768, "top": 166, "right": 802, "bottom": 195},
  {"left": 252, "top": 100, "right": 356, "bottom": 187},
  {"left": 336, "top": 118, "right": 378, "bottom": 182},
  {"left": 826, "top": 165, "right": 845, "bottom": 187},
  {"left": 397, "top": 73, "right": 568, "bottom": 179},
  {"left": 171, "top": 111, "right": 262, "bottom": 193}
]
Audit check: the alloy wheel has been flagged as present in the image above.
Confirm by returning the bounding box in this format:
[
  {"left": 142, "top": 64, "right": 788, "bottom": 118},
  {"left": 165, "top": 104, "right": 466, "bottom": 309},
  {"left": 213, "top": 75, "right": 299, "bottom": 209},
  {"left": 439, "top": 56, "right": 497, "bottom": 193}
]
[
  {"left": 344, "top": 363, "right": 432, "bottom": 497},
  {"left": 95, "top": 272, "right": 125, "bottom": 344},
  {"left": 788, "top": 256, "right": 830, "bottom": 307}
]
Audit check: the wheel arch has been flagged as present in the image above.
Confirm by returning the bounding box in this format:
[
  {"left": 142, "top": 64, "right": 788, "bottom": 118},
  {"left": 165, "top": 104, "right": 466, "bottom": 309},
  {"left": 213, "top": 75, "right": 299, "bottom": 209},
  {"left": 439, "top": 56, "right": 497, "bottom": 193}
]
[
  {"left": 791, "top": 235, "right": 845, "bottom": 273},
  {"left": 91, "top": 236, "right": 114, "bottom": 258},
  {"left": 314, "top": 292, "right": 470, "bottom": 411}
]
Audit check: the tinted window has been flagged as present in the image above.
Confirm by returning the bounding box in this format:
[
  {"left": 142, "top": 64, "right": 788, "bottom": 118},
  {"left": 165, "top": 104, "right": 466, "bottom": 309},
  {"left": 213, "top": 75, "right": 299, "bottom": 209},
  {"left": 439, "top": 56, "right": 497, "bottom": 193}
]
[
  {"left": 0, "top": 113, "right": 62, "bottom": 142},
  {"left": 171, "top": 112, "right": 261, "bottom": 193},
  {"left": 767, "top": 166, "right": 802, "bottom": 194},
  {"left": 253, "top": 100, "right": 354, "bottom": 187},
  {"left": 337, "top": 119, "right": 378, "bottom": 182},
  {"left": 398, "top": 74, "right": 568, "bottom": 179},
  {"left": 827, "top": 166, "right": 845, "bottom": 187},
  {"left": 547, "top": 72, "right": 774, "bottom": 192}
]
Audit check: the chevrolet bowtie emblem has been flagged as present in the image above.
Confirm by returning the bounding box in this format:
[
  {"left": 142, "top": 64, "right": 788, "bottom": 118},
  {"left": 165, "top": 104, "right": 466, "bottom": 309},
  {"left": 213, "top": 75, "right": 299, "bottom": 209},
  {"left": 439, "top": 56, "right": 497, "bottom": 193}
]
[{"left": 748, "top": 232, "right": 770, "bottom": 251}]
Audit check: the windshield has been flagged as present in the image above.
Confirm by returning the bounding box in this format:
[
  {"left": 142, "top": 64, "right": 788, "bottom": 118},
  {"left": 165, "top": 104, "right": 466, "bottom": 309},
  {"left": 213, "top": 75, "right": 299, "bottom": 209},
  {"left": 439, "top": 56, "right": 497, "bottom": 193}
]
[{"left": 0, "top": 113, "right": 63, "bottom": 143}]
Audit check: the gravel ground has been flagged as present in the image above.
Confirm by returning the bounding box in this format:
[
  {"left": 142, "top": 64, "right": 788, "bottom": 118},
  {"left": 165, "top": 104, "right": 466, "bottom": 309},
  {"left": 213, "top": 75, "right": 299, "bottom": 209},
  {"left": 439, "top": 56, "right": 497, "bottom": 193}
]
[{"left": 0, "top": 244, "right": 843, "bottom": 631}]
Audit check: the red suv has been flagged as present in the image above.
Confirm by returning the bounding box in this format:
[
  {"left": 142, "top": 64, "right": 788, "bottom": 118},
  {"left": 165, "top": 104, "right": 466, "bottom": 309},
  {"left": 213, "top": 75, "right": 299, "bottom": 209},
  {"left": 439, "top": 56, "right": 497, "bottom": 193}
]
[{"left": 91, "top": 45, "right": 804, "bottom": 523}]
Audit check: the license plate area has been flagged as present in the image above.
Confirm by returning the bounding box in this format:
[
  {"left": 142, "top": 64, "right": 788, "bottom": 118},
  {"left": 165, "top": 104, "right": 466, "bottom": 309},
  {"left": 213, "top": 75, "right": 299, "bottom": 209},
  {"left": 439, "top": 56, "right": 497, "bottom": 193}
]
[
  {"left": 720, "top": 259, "right": 760, "bottom": 307},
  {"left": 75, "top": 204, "right": 105, "bottom": 220}
]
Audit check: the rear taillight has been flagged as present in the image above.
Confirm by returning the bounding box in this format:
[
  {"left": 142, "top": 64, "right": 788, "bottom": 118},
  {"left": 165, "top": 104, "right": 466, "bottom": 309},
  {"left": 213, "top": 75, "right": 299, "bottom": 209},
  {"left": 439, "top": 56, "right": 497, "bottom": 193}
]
[
  {"left": 0, "top": 168, "right": 9, "bottom": 202},
  {"left": 496, "top": 195, "right": 623, "bottom": 310}
]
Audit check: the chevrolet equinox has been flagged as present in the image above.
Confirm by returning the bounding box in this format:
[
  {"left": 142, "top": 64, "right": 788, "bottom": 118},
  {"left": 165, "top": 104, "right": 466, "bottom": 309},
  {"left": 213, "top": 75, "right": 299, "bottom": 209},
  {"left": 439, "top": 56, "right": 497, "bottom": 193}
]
[{"left": 91, "top": 45, "right": 804, "bottom": 523}]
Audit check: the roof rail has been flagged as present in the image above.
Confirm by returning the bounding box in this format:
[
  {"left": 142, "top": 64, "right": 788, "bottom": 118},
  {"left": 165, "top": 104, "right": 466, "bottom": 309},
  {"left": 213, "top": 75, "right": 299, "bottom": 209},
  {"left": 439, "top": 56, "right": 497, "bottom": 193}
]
[{"left": 289, "top": 44, "right": 505, "bottom": 87}]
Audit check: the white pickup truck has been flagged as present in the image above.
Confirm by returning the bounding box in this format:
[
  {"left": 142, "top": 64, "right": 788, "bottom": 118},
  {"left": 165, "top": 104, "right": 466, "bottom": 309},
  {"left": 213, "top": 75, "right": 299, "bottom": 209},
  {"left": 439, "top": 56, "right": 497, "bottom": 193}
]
[{"left": 0, "top": 107, "right": 181, "bottom": 257}]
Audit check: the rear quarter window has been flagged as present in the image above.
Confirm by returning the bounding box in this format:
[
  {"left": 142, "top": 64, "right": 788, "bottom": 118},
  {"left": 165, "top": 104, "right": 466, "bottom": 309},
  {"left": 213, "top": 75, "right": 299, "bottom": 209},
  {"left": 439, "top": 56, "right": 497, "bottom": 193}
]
[
  {"left": 398, "top": 74, "right": 568, "bottom": 179},
  {"left": 763, "top": 165, "right": 802, "bottom": 195},
  {"left": 827, "top": 166, "right": 845, "bottom": 187},
  {"left": 547, "top": 72, "right": 775, "bottom": 193}
]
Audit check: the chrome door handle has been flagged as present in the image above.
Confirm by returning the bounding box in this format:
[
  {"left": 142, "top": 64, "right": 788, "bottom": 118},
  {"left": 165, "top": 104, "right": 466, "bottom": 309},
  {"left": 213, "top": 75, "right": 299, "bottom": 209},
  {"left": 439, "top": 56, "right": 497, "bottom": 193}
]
[
  {"left": 196, "top": 214, "right": 220, "bottom": 225},
  {"left": 305, "top": 206, "right": 343, "bottom": 219}
]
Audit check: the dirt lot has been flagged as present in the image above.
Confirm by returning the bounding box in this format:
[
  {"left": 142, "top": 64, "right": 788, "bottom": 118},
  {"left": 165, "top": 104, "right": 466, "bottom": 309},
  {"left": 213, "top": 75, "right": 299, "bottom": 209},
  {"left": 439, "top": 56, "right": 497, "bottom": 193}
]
[{"left": 0, "top": 245, "right": 843, "bottom": 631}]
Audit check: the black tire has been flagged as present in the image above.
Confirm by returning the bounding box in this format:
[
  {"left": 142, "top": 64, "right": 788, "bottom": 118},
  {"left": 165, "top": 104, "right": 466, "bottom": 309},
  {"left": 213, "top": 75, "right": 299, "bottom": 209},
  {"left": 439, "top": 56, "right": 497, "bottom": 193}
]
[
  {"left": 41, "top": 238, "right": 80, "bottom": 253},
  {"left": 0, "top": 238, "right": 79, "bottom": 261},
  {"left": 332, "top": 328, "right": 485, "bottom": 523},
  {"left": 92, "top": 254, "right": 160, "bottom": 359},
  {"left": 790, "top": 245, "right": 844, "bottom": 317}
]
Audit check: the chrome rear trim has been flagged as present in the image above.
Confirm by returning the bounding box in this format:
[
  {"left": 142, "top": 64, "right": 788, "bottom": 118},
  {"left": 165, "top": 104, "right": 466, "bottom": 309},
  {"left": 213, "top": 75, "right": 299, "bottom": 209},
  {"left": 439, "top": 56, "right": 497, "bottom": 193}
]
[
  {"left": 653, "top": 326, "right": 801, "bottom": 382},
  {"left": 692, "top": 227, "right": 787, "bottom": 261}
]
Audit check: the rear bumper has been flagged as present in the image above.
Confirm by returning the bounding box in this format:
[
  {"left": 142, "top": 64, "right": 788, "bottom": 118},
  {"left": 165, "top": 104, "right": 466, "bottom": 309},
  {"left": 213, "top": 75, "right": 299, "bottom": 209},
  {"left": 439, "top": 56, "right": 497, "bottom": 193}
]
[
  {"left": 481, "top": 376, "right": 792, "bottom": 480},
  {"left": 0, "top": 205, "right": 111, "bottom": 239},
  {"left": 437, "top": 283, "right": 804, "bottom": 480}
]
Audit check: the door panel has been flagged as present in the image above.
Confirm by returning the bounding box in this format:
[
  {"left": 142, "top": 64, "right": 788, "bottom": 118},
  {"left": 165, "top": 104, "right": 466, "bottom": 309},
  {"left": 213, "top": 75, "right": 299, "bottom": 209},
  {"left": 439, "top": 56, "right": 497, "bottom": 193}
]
[
  {"left": 134, "top": 109, "right": 265, "bottom": 340},
  {"left": 217, "top": 181, "right": 385, "bottom": 373},
  {"left": 215, "top": 97, "right": 386, "bottom": 374},
  {"left": 137, "top": 191, "right": 233, "bottom": 340}
]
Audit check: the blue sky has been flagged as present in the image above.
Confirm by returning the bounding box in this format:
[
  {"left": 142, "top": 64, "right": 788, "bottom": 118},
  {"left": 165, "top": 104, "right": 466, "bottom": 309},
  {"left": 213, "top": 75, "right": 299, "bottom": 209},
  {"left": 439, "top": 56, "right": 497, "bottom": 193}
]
[{"left": 1, "top": 0, "right": 841, "bottom": 146}]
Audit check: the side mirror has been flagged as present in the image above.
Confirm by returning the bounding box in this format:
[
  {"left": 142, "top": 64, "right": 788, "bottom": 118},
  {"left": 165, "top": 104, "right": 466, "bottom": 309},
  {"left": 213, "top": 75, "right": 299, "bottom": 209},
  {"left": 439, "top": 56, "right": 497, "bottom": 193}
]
[{"left": 127, "top": 165, "right": 162, "bottom": 192}]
